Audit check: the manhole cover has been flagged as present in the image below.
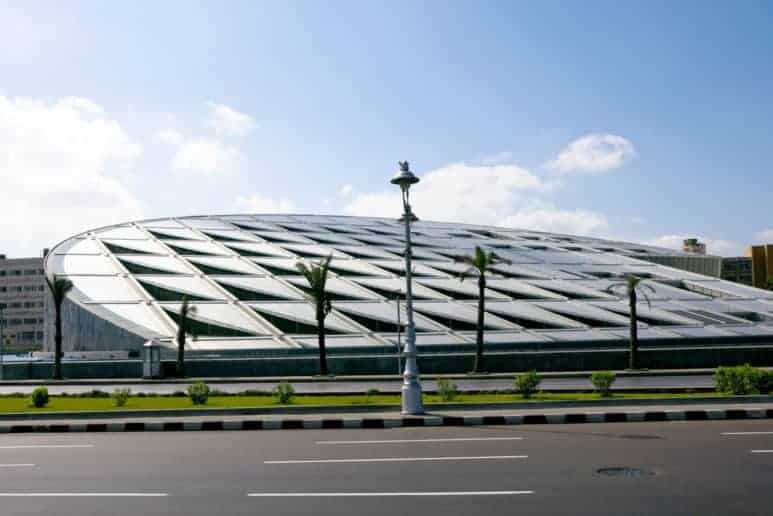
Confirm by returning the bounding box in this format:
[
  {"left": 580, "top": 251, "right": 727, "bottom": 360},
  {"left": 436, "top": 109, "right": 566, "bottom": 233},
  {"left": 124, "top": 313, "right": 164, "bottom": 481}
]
[{"left": 596, "top": 467, "right": 654, "bottom": 478}]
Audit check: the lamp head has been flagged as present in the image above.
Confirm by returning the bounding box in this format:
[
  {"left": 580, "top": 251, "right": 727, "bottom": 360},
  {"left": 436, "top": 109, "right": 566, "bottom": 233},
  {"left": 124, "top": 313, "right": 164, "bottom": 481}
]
[{"left": 390, "top": 161, "right": 420, "bottom": 189}]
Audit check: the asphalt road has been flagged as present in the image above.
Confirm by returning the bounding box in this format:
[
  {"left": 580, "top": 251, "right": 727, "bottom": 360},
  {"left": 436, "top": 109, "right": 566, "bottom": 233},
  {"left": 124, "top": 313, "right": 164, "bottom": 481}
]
[
  {"left": 0, "top": 374, "right": 715, "bottom": 395},
  {"left": 0, "top": 419, "right": 771, "bottom": 515}
]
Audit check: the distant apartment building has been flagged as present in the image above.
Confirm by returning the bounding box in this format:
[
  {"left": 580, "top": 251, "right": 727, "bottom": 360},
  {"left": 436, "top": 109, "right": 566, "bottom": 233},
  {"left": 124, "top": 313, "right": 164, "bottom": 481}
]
[
  {"left": 0, "top": 254, "right": 46, "bottom": 351},
  {"left": 721, "top": 256, "right": 754, "bottom": 286},
  {"left": 682, "top": 238, "right": 707, "bottom": 255},
  {"left": 747, "top": 244, "right": 773, "bottom": 289},
  {"left": 637, "top": 254, "right": 722, "bottom": 278}
]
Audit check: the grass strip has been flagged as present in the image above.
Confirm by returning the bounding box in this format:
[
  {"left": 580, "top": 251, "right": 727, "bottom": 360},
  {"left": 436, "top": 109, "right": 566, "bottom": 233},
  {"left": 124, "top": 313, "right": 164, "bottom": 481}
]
[{"left": 0, "top": 391, "right": 730, "bottom": 414}]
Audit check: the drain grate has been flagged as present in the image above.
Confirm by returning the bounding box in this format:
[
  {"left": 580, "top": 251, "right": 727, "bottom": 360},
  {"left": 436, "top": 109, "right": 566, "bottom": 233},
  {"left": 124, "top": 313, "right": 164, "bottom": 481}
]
[{"left": 597, "top": 467, "right": 655, "bottom": 478}]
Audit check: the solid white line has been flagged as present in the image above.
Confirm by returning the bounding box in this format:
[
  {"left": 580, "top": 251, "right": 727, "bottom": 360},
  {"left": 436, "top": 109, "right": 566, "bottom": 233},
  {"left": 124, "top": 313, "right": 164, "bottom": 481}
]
[
  {"left": 0, "top": 493, "right": 168, "bottom": 497},
  {"left": 316, "top": 437, "right": 524, "bottom": 445},
  {"left": 0, "top": 464, "right": 35, "bottom": 468},
  {"left": 722, "top": 432, "right": 773, "bottom": 436},
  {"left": 750, "top": 450, "right": 773, "bottom": 454},
  {"left": 248, "top": 491, "right": 534, "bottom": 497},
  {"left": 0, "top": 445, "right": 94, "bottom": 449},
  {"left": 266, "top": 455, "right": 528, "bottom": 464}
]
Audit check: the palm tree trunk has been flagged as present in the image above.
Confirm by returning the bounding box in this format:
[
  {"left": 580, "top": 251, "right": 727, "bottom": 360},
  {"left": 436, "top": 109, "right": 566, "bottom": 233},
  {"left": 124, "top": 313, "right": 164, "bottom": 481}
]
[
  {"left": 53, "top": 305, "right": 62, "bottom": 380},
  {"left": 176, "top": 335, "right": 185, "bottom": 378},
  {"left": 317, "top": 314, "right": 328, "bottom": 376},
  {"left": 629, "top": 289, "right": 638, "bottom": 370},
  {"left": 473, "top": 275, "right": 486, "bottom": 373}
]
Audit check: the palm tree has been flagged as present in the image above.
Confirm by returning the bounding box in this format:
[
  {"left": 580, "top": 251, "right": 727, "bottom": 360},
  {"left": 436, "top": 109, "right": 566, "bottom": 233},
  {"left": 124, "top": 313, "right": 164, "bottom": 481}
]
[
  {"left": 457, "top": 246, "right": 511, "bottom": 373},
  {"left": 175, "top": 297, "right": 197, "bottom": 378},
  {"left": 296, "top": 255, "right": 333, "bottom": 376},
  {"left": 47, "top": 275, "right": 73, "bottom": 380},
  {"left": 605, "top": 275, "right": 655, "bottom": 370}
]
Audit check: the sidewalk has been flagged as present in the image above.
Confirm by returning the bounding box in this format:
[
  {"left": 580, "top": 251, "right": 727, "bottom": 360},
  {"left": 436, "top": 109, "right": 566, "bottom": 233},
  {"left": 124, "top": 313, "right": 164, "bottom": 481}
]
[
  {"left": 0, "top": 370, "right": 726, "bottom": 395},
  {"left": 1, "top": 398, "right": 771, "bottom": 434}
]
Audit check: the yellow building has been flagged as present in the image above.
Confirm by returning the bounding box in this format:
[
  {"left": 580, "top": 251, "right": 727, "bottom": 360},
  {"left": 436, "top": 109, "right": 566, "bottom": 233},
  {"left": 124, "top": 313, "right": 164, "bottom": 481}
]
[{"left": 747, "top": 244, "right": 773, "bottom": 289}]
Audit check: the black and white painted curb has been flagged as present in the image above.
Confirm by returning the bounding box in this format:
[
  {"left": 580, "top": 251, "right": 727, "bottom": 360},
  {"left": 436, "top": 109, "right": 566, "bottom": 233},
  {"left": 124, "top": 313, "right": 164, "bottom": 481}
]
[{"left": 1, "top": 408, "right": 771, "bottom": 433}]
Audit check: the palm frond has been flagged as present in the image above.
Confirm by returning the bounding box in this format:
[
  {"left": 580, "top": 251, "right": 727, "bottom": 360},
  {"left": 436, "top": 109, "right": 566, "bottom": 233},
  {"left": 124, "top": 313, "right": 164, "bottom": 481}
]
[
  {"left": 640, "top": 283, "right": 657, "bottom": 295},
  {"left": 604, "top": 282, "right": 626, "bottom": 295},
  {"left": 296, "top": 255, "right": 333, "bottom": 318},
  {"left": 458, "top": 266, "right": 477, "bottom": 283},
  {"left": 489, "top": 251, "right": 512, "bottom": 267},
  {"left": 47, "top": 275, "right": 74, "bottom": 304}
]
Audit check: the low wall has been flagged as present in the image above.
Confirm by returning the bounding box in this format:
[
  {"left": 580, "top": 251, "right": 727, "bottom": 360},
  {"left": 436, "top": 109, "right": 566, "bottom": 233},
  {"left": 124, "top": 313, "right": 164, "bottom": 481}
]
[{"left": 2, "top": 344, "right": 771, "bottom": 380}]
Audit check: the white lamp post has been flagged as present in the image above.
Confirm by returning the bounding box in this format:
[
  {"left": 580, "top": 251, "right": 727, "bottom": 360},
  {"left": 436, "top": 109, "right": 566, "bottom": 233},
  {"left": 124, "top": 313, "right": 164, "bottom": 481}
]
[{"left": 390, "top": 161, "right": 424, "bottom": 415}]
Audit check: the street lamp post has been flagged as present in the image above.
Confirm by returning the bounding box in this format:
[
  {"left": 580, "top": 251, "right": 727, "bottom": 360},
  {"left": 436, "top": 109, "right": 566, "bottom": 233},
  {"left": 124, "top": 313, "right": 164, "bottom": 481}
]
[{"left": 391, "top": 161, "right": 424, "bottom": 415}]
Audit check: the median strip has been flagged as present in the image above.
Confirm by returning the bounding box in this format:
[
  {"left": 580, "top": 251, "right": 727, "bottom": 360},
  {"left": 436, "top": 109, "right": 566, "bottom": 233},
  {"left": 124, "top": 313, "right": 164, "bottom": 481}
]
[{"left": 0, "top": 407, "right": 769, "bottom": 433}]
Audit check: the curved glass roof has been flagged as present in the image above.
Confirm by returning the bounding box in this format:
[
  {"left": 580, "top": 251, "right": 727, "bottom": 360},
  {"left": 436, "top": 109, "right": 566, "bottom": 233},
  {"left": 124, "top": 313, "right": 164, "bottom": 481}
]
[{"left": 44, "top": 214, "right": 773, "bottom": 352}]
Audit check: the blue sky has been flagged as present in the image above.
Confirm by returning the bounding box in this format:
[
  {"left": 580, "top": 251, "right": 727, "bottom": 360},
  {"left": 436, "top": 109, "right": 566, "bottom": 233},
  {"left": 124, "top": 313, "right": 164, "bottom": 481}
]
[{"left": 1, "top": 1, "right": 772, "bottom": 257}]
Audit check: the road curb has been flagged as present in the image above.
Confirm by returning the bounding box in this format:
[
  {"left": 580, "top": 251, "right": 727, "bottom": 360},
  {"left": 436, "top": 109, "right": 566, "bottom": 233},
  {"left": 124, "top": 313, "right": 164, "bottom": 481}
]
[
  {"left": 3, "top": 395, "right": 770, "bottom": 422},
  {"left": 1, "top": 407, "right": 770, "bottom": 433}
]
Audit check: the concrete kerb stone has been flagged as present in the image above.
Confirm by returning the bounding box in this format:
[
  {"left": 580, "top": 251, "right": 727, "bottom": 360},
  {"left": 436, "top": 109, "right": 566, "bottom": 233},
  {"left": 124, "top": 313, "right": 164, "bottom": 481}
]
[{"left": 0, "top": 407, "right": 771, "bottom": 434}]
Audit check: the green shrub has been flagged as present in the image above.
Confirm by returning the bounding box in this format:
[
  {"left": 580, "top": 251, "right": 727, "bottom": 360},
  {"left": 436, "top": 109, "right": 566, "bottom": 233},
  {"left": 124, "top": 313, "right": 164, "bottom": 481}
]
[
  {"left": 591, "top": 371, "right": 616, "bottom": 397},
  {"left": 757, "top": 370, "right": 773, "bottom": 395},
  {"left": 111, "top": 388, "right": 131, "bottom": 407},
  {"left": 171, "top": 390, "right": 187, "bottom": 398},
  {"left": 30, "top": 386, "right": 49, "bottom": 408},
  {"left": 715, "top": 365, "right": 762, "bottom": 395},
  {"left": 187, "top": 382, "right": 210, "bottom": 405},
  {"left": 514, "top": 371, "right": 541, "bottom": 399},
  {"left": 437, "top": 378, "right": 459, "bottom": 402},
  {"left": 272, "top": 381, "right": 295, "bottom": 404},
  {"left": 89, "top": 389, "right": 110, "bottom": 398},
  {"left": 366, "top": 388, "right": 380, "bottom": 398}
]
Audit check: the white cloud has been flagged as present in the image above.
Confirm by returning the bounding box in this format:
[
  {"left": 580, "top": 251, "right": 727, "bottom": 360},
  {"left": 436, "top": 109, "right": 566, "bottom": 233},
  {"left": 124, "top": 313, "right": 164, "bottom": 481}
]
[
  {"left": 644, "top": 235, "right": 742, "bottom": 257},
  {"left": 755, "top": 229, "right": 773, "bottom": 243},
  {"left": 153, "top": 128, "right": 184, "bottom": 146},
  {"left": 0, "top": 96, "right": 143, "bottom": 257},
  {"left": 208, "top": 102, "right": 254, "bottom": 136},
  {"left": 234, "top": 193, "right": 295, "bottom": 213},
  {"left": 500, "top": 200, "right": 608, "bottom": 236},
  {"left": 343, "top": 161, "right": 607, "bottom": 236},
  {"left": 344, "top": 162, "right": 545, "bottom": 224},
  {"left": 171, "top": 139, "right": 241, "bottom": 175},
  {"left": 546, "top": 133, "right": 635, "bottom": 174}
]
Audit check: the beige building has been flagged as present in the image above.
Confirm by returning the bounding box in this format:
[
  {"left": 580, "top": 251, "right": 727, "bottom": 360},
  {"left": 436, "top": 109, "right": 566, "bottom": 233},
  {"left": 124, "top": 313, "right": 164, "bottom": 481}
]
[
  {"left": 747, "top": 244, "right": 773, "bottom": 289},
  {"left": 682, "top": 238, "right": 707, "bottom": 255},
  {"left": 0, "top": 254, "right": 46, "bottom": 351}
]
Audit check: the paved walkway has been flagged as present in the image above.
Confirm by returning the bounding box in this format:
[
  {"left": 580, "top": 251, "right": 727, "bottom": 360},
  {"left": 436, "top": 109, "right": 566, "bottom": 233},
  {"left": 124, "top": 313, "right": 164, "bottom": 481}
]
[{"left": 0, "top": 374, "right": 716, "bottom": 395}]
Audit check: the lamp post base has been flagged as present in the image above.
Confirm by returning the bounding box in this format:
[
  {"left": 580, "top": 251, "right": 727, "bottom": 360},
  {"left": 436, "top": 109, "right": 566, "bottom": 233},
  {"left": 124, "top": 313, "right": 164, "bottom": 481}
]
[{"left": 401, "top": 379, "right": 424, "bottom": 415}]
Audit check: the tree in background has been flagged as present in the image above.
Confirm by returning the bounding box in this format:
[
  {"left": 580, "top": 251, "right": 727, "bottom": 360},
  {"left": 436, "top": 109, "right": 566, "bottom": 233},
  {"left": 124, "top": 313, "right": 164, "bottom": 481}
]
[
  {"left": 457, "top": 246, "right": 511, "bottom": 373},
  {"left": 47, "top": 276, "right": 73, "bottom": 380},
  {"left": 605, "top": 275, "right": 655, "bottom": 370},
  {"left": 296, "top": 255, "right": 334, "bottom": 376}
]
